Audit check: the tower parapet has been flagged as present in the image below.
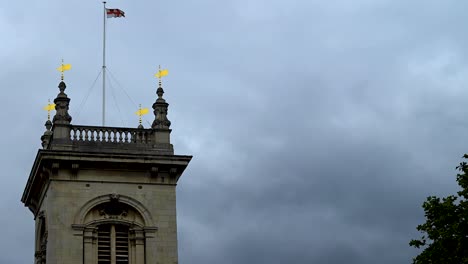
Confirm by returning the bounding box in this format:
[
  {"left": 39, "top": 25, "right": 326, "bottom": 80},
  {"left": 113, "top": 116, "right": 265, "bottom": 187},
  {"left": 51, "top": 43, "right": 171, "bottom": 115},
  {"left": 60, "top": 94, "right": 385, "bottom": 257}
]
[{"left": 43, "top": 80, "right": 175, "bottom": 155}]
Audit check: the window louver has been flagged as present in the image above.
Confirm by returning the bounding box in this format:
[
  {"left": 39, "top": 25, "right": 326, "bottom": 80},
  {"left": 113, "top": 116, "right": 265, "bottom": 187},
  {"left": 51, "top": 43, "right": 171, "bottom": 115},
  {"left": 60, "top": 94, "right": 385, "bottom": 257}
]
[
  {"left": 115, "top": 225, "right": 129, "bottom": 263},
  {"left": 98, "top": 224, "right": 129, "bottom": 264}
]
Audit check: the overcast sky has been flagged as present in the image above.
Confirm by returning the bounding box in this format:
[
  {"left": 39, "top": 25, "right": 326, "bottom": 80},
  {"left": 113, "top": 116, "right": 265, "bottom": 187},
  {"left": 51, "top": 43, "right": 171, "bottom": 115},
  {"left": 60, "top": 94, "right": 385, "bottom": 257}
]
[{"left": 2, "top": 0, "right": 468, "bottom": 263}]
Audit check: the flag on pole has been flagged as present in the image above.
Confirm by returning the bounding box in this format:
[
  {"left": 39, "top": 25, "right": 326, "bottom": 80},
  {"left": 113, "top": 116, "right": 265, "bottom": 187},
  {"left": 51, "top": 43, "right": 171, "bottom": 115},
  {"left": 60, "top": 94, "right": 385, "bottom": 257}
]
[
  {"left": 106, "top": 8, "right": 125, "bottom": 18},
  {"left": 155, "top": 69, "right": 169, "bottom": 78},
  {"left": 43, "top": 100, "right": 56, "bottom": 120},
  {"left": 57, "top": 64, "right": 71, "bottom": 72},
  {"left": 135, "top": 107, "right": 149, "bottom": 116},
  {"left": 135, "top": 105, "right": 149, "bottom": 126},
  {"left": 43, "top": 103, "right": 56, "bottom": 111}
]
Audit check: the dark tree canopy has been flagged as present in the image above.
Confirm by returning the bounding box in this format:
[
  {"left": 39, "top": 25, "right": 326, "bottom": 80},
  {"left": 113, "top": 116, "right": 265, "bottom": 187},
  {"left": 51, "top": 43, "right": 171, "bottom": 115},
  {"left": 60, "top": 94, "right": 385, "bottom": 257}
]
[{"left": 410, "top": 155, "right": 468, "bottom": 263}]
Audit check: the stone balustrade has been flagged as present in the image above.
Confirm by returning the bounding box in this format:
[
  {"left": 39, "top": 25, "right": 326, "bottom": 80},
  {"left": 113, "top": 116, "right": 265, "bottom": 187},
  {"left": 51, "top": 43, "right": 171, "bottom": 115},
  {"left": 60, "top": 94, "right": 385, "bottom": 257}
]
[{"left": 70, "top": 125, "right": 152, "bottom": 145}]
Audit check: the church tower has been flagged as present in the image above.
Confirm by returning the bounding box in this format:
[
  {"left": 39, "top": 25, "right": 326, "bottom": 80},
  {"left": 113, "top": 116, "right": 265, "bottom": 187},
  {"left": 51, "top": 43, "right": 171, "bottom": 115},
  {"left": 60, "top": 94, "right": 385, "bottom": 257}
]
[{"left": 21, "top": 78, "right": 191, "bottom": 264}]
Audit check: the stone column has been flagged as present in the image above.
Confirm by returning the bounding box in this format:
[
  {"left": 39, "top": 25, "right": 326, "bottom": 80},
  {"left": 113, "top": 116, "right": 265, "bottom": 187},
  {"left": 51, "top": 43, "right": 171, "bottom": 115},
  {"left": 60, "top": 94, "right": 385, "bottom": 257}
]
[
  {"left": 143, "top": 228, "right": 157, "bottom": 264},
  {"left": 83, "top": 227, "right": 97, "bottom": 264},
  {"left": 133, "top": 228, "right": 146, "bottom": 264}
]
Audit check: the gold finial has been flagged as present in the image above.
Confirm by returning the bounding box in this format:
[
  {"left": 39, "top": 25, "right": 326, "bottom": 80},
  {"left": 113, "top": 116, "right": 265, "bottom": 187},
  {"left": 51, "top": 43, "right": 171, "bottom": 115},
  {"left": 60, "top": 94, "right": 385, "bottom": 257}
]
[
  {"left": 135, "top": 104, "right": 149, "bottom": 126},
  {"left": 56, "top": 59, "right": 72, "bottom": 81},
  {"left": 139, "top": 104, "right": 142, "bottom": 125},
  {"left": 154, "top": 65, "right": 169, "bottom": 87},
  {"left": 43, "top": 99, "right": 56, "bottom": 121},
  {"left": 158, "top": 65, "right": 162, "bottom": 87}
]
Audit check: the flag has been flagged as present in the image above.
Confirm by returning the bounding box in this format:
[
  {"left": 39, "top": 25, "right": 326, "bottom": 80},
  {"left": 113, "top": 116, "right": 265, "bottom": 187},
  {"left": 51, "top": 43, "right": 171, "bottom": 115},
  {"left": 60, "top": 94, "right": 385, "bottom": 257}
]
[
  {"left": 135, "top": 108, "right": 149, "bottom": 116},
  {"left": 155, "top": 69, "right": 169, "bottom": 78},
  {"left": 43, "top": 103, "right": 56, "bottom": 111},
  {"left": 107, "top": 9, "right": 125, "bottom": 18},
  {"left": 57, "top": 64, "right": 71, "bottom": 72}
]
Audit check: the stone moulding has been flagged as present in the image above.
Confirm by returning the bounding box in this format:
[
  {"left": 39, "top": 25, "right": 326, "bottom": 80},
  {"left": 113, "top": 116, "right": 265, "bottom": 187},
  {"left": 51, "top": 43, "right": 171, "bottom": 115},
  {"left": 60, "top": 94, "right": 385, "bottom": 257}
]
[
  {"left": 73, "top": 193, "right": 155, "bottom": 227},
  {"left": 21, "top": 150, "right": 192, "bottom": 215}
]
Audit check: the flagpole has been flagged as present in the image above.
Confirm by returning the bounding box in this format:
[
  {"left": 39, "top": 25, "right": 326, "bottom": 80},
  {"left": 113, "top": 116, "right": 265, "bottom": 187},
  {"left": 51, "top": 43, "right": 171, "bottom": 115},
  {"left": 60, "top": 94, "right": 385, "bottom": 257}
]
[{"left": 102, "top": 1, "right": 107, "bottom": 126}]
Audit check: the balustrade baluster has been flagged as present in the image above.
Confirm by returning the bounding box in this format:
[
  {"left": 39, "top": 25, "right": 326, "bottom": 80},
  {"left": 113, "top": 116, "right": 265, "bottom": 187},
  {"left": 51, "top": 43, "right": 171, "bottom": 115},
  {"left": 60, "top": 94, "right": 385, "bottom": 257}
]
[
  {"left": 71, "top": 128, "right": 76, "bottom": 141},
  {"left": 123, "top": 131, "right": 128, "bottom": 143},
  {"left": 68, "top": 126, "right": 155, "bottom": 146}
]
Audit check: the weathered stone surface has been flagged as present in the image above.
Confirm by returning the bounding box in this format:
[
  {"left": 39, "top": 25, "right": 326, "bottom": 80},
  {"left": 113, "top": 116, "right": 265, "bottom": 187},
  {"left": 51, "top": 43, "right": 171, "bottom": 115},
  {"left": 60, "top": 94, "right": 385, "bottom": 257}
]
[
  {"left": 23, "top": 147, "right": 190, "bottom": 264},
  {"left": 23, "top": 79, "right": 190, "bottom": 264}
]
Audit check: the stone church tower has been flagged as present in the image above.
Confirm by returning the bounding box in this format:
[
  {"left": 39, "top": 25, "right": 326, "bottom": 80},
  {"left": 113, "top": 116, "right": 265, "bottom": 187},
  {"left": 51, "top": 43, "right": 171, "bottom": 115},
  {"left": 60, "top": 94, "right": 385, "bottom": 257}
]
[{"left": 21, "top": 79, "right": 192, "bottom": 264}]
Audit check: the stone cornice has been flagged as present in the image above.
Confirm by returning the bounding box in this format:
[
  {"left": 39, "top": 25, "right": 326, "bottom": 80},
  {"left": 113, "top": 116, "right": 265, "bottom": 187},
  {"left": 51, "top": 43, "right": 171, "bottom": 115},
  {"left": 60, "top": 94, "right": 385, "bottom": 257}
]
[{"left": 21, "top": 149, "right": 192, "bottom": 215}]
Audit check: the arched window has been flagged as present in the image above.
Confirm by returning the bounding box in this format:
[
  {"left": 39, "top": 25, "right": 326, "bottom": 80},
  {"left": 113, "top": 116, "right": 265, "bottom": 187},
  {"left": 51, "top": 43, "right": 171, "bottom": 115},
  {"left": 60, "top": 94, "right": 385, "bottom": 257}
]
[{"left": 73, "top": 194, "right": 155, "bottom": 264}]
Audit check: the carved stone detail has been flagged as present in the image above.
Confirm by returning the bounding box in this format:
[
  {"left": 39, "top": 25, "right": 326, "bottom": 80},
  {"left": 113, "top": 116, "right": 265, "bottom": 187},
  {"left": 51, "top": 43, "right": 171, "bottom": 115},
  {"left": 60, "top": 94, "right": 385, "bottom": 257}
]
[
  {"left": 41, "top": 120, "right": 53, "bottom": 149},
  {"left": 150, "top": 167, "right": 159, "bottom": 178},
  {"left": 51, "top": 163, "right": 59, "bottom": 177},
  {"left": 71, "top": 163, "right": 79, "bottom": 179},
  {"left": 35, "top": 211, "right": 47, "bottom": 264},
  {"left": 52, "top": 81, "right": 72, "bottom": 125},
  {"left": 37, "top": 211, "right": 45, "bottom": 219},
  {"left": 152, "top": 87, "right": 171, "bottom": 129},
  {"left": 95, "top": 196, "right": 131, "bottom": 221},
  {"left": 109, "top": 193, "right": 120, "bottom": 202},
  {"left": 99, "top": 208, "right": 128, "bottom": 220}
]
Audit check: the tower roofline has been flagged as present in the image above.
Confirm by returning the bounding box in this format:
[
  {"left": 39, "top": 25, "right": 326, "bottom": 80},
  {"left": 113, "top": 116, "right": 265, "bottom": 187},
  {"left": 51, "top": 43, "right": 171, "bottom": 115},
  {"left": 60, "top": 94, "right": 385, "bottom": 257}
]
[{"left": 21, "top": 149, "right": 192, "bottom": 215}]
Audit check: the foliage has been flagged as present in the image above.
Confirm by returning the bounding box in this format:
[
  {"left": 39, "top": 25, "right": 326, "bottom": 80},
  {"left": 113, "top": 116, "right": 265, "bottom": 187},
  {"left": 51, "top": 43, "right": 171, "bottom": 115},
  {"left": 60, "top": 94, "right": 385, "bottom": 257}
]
[{"left": 410, "top": 155, "right": 468, "bottom": 263}]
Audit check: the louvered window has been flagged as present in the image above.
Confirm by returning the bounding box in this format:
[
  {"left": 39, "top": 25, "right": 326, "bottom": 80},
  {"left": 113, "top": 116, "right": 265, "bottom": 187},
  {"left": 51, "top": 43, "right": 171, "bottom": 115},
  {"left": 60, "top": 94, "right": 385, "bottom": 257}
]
[{"left": 98, "top": 224, "right": 129, "bottom": 264}]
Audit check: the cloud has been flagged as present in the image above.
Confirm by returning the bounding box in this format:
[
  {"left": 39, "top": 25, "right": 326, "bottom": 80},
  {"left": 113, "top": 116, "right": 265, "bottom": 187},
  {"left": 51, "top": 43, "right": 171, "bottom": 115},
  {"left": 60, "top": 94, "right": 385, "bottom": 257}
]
[{"left": 3, "top": 0, "right": 468, "bottom": 263}]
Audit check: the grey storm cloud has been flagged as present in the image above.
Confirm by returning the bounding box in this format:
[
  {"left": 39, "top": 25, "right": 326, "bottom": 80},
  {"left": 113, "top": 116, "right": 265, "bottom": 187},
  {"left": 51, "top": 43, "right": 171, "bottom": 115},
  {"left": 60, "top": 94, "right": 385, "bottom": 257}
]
[{"left": 2, "top": 0, "right": 468, "bottom": 263}]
